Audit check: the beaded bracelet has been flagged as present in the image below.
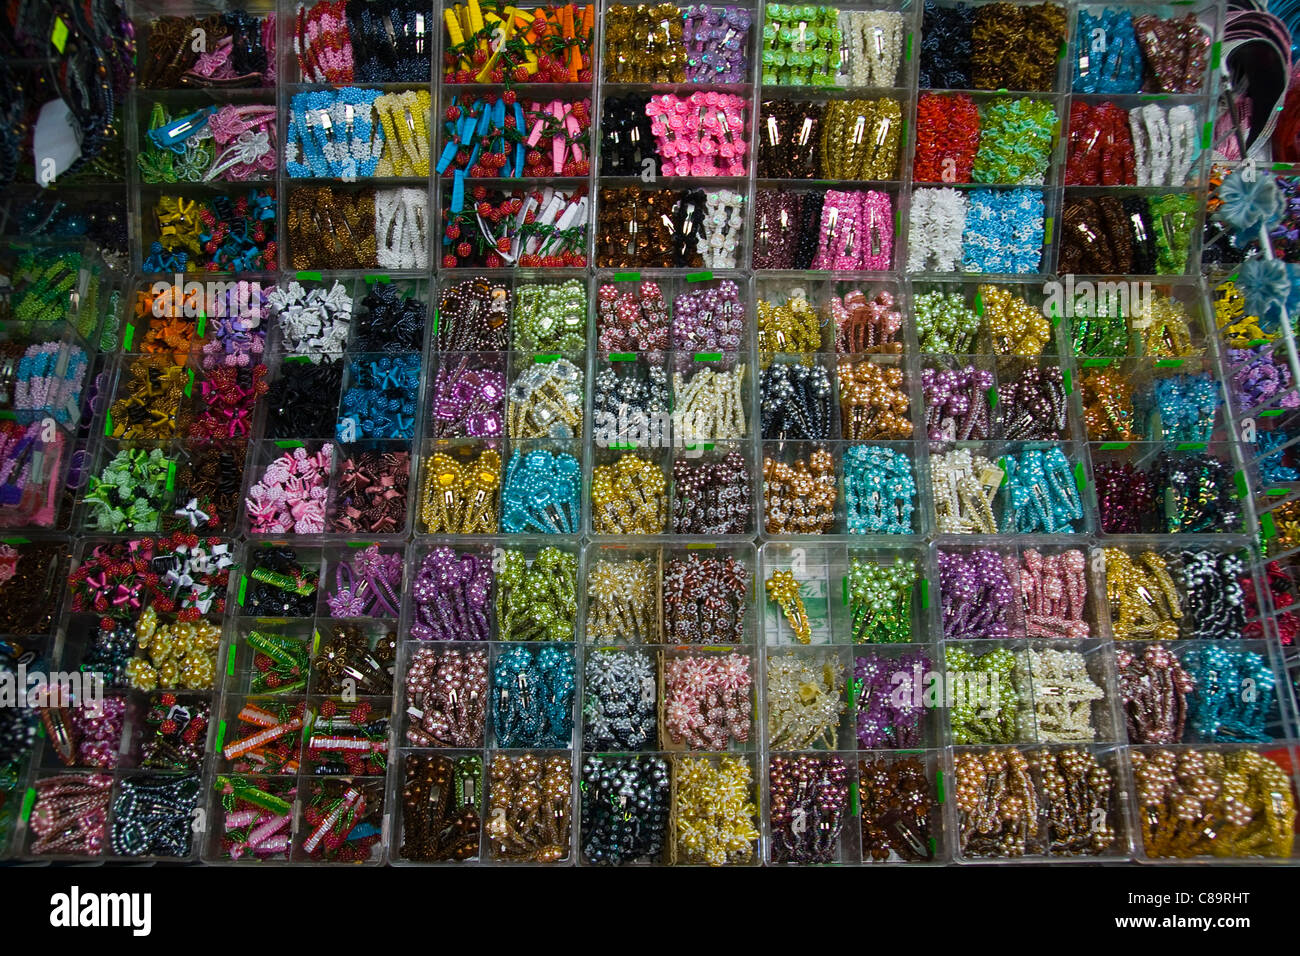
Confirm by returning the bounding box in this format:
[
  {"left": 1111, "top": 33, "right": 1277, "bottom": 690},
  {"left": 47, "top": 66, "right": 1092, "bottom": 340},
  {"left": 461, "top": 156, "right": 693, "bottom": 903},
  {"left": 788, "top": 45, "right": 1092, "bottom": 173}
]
[
  {"left": 442, "top": 184, "right": 587, "bottom": 268},
  {"left": 409, "top": 546, "right": 492, "bottom": 642},
  {"left": 914, "top": 93, "right": 980, "bottom": 183},
  {"left": 671, "top": 452, "right": 751, "bottom": 534},
  {"left": 486, "top": 753, "right": 572, "bottom": 862},
  {"left": 760, "top": 363, "right": 832, "bottom": 440},
  {"left": 494, "top": 645, "right": 575, "bottom": 747},
  {"left": 664, "top": 553, "right": 749, "bottom": 643},
  {"left": 447, "top": 2, "right": 593, "bottom": 85},
  {"left": 406, "top": 646, "right": 488, "bottom": 748},
  {"left": 437, "top": 276, "right": 510, "bottom": 351},
  {"left": 962, "top": 188, "right": 1046, "bottom": 274},
  {"left": 674, "top": 755, "right": 759, "bottom": 865},
  {"left": 605, "top": 4, "right": 687, "bottom": 82},
  {"left": 591, "top": 453, "right": 667, "bottom": 534},
  {"left": 844, "top": 446, "right": 915, "bottom": 534},
  {"left": 823, "top": 98, "right": 902, "bottom": 180},
  {"left": 1073, "top": 9, "right": 1141, "bottom": 94},
  {"left": 245, "top": 443, "right": 333, "bottom": 534},
  {"left": 919, "top": 0, "right": 972, "bottom": 88},
  {"left": 287, "top": 186, "right": 377, "bottom": 270},
  {"left": 664, "top": 652, "right": 752, "bottom": 749},
  {"left": 995, "top": 365, "right": 1068, "bottom": 439},
  {"left": 973, "top": 97, "right": 1057, "bottom": 186},
  {"left": 931, "top": 449, "right": 1001, "bottom": 533},
  {"left": 601, "top": 94, "right": 659, "bottom": 176},
  {"left": 439, "top": 95, "right": 590, "bottom": 178},
  {"left": 769, "top": 755, "right": 848, "bottom": 864},
  {"left": 956, "top": 748, "right": 1116, "bottom": 858},
  {"left": 1020, "top": 548, "right": 1088, "bottom": 638},
  {"left": 838, "top": 359, "right": 911, "bottom": 440},
  {"left": 585, "top": 655, "right": 655, "bottom": 749},
  {"left": 1065, "top": 100, "right": 1135, "bottom": 186},
  {"left": 1018, "top": 646, "right": 1105, "bottom": 742},
  {"left": 266, "top": 357, "right": 343, "bottom": 438},
  {"left": 761, "top": 4, "right": 841, "bottom": 86},
  {"left": 767, "top": 651, "right": 845, "bottom": 750},
  {"left": 581, "top": 755, "right": 670, "bottom": 865},
  {"left": 598, "top": 280, "right": 670, "bottom": 353},
  {"left": 513, "top": 280, "right": 587, "bottom": 351},
  {"left": 812, "top": 189, "right": 894, "bottom": 270},
  {"left": 648, "top": 91, "right": 749, "bottom": 178},
  {"left": 1117, "top": 644, "right": 1192, "bottom": 743},
  {"left": 835, "top": 288, "right": 903, "bottom": 354},
  {"left": 906, "top": 188, "right": 967, "bottom": 272},
  {"left": 939, "top": 549, "right": 1015, "bottom": 639},
  {"left": 399, "top": 755, "right": 481, "bottom": 862},
  {"left": 143, "top": 11, "right": 273, "bottom": 88},
  {"left": 297, "top": 0, "right": 431, "bottom": 84},
  {"left": 1132, "top": 748, "right": 1294, "bottom": 858},
  {"left": 855, "top": 649, "right": 929, "bottom": 748},
  {"left": 1000, "top": 447, "right": 1083, "bottom": 534},
  {"left": 762, "top": 446, "right": 837, "bottom": 534},
  {"left": 672, "top": 363, "right": 748, "bottom": 441},
  {"left": 593, "top": 361, "right": 669, "bottom": 445},
  {"left": 502, "top": 449, "right": 581, "bottom": 533},
  {"left": 431, "top": 356, "right": 506, "bottom": 439},
  {"left": 1181, "top": 645, "right": 1275, "bottom": 742},
  {"left": 971, "top": 2, "right": 1066, "bottom": 92},
  {"left": 587, "top": 556, "right": 656, "bottom": 643},
  {"left": 497, "top": 546, "right": 577, "bottom": 641},
  {"left": 111, "top": 774, "right": 200, "bottom": 858},
  {"left": 945, "top": 645, "right": 1021, "bottom": 743},
  {"left": 860, "top": 756, "right": 935, "bottom": 862},
  {"left": 418, "top": 448, "right": 502, "bottom": 533},
  {"left": 27, "top": 774, "right": 113, "bottom": 857},
  {"left": 507, "top": 359, "right": 584, "bottom": 440},
  {"left": 849, "top": 557, "right": 916, "bottom": 644}
]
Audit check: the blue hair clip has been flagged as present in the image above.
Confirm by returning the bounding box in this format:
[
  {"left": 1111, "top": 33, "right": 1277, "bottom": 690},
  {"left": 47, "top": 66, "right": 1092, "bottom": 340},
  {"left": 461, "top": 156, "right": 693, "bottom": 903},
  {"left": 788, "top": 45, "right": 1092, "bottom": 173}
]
[{"left": 147, "top": 108, "right": 215, "bottom": 154}]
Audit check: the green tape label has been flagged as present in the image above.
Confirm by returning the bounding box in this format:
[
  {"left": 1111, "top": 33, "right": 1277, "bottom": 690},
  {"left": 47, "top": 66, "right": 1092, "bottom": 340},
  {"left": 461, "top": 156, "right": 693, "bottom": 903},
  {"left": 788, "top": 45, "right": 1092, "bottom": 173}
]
[
  {"left": 842, "top": 574, "right": 848, "bottom": 606},
  {"left": 1, "top": 536, "right": 31, "bottom": 545},
  {"left": 1155, "top": 358, "right": 1184, "bottom": 368},
  {"left": 226, "top": 648, "right": 236, "bottom": 677},
  {"left": 364, "top": 274, "right": 392, "bottom": 284},
  {"left": 1098, "top": 442, "right": 1130, "bottom": 451},
  {"left": 694, "top": 352, "right": 722, "bottom": 362},
  {"left": 215, "top": 720, "right": 227, "bottom": 754},
  {"left": 685, "top": 542, "right": 716, "bottom": 549},
  {"left": 284, "top": 355, "right": 312, "bottom": 364},
  {"left": 1234, "top": 470, "right": 1249, "bottom": 500},
  {"left": 1062, "top": 368, "right": 1072, "bottom": 394},
  {"left": 51, "top": 17, "right": 68, "bottom": 53},
  {"left": 104, "top": 411, "right": 113, "bottom": 437},
  {"left": 296, "top": 271, "right": 322, "bottom": 281},
  {"left": 905, "top": 32, "right": 912, "bottom": 60},
  {"left": 534, "top": 353, "right": 560, "bottom": 363},
  {"left": 238, "top": 574, "right": 248, "bottom": 606},
  {"left": 1202, "top": 121, "right": 1213, "bottom": 150},
  {"left": 686, "top": 271, "right": 713, "bottom": 283},
  {"left": 609, "top": 352, "right": 636, "bottom": 362},
  {"left": 1261, "top": 408, "right": 1284, "bottom": 418},
  {"left": 611, "top": 272, "right": 641, "bottom": 282},
  {"left": 1082, "top": 357, "right": 1113, "bottom": 368},
  {"left": 1211, "top": 41, "right": 1222, "bottom": 70},
  {"left": 184, "top": 368, "right": 194, "bottom": 398},
  {"left": 1175, "top": 442, "right": 1206, "bottom": 452},
  {"left": 935, "top": 769, "right": 945, "bottom": 804},
  {"left": 1261, "top": 511, "right": 1277, "bottom": 540},
  {"left": 432, "top": 309, "right": 439, "bottom": 334},
  {"left": 850, "top": 781, "right": 860, "bottom": 816},
  {"left": 195, "top": 313, "right": 207, "bottom": 339},
  {"left": 20, "top": 786, "right": 36, "bottom": 822},
  {"left": 987, "top": 386, "right": 997, "bottom": 408},
  {"left": 919, "top": 578, "right": 929, "bottom": 611},
  {"left": 974, "top": 293, "right": 984, "bottom": 316},
  {"left": 1267, "top": 487, "right": 1290, "bottom": 497},
  {"left": 275, "top": 440, "right": 305, "bottom": 449},
  {"left": 1074, "top": 462, "right": 1086, "bottom": 492},
  {"left": 165, "top": 459, "right": 177, "bottom": 492},
  {"left": 1044, "top": 217, "right": 1053, "bottom": 245},
  {"left": 122, "top": 324, "right": 135, "bottom": 351}
]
